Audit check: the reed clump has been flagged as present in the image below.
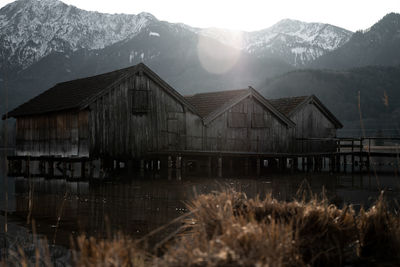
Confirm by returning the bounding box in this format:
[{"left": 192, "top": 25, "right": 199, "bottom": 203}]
[
  {"left": 159, "top": 190, "right": 400, "bottom": 266},
  {"left": 71, "top": 234, "right": 150, "bottom": 267}
]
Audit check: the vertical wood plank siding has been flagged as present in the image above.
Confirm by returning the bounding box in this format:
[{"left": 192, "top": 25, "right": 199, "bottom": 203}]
[
  {"left": 88, "top": 73, "right": 203, "bottom": 158},
  {"left": 16, "top": 110, "right": 89, "bottom": 157},
  {"left": 290, "top": 103, "right": 337, "bottom": 152},
  {"left": 204, "top": 96, "right": 293, "bottom": 152}
]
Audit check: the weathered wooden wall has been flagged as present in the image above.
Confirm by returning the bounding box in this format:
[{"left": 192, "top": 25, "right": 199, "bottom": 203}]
[
  {"left": 202, "top": 96, "right": 294, "bottom": 152},
  {"left": 291, "top": 102, "right": 337, "bottom": 152},
  {"left": 291, "top": 103, "right": 336, "bottom": 139},
  {"left": 88, "top": 72, "right": 203, "bottom": 158},
  {"left": 15, "top": 110, "right": 89, "bottom": 157}
]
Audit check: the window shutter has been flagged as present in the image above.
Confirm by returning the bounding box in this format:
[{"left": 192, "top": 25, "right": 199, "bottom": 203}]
[
  {"left": 132, "top": 90, "right": 149, "bottom": 113},
  {"left": 228, "top": 112, "right": 247, "bottom": 128}
]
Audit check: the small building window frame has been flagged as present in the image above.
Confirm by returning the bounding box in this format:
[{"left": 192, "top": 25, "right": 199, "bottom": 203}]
[{"left": 131, "top": 89, "right": 150, "bottom": 114}]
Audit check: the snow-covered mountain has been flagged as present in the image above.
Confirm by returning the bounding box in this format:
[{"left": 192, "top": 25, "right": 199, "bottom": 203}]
[
  {"left": 245, "top": 19, "right": 352, "bottom": 66},
  {"left": 0, "top": 0, "right": 156, "bottom": 69},
  {"left": 200, "top": 19, "right": 352, "bottom": 66},
  {"left": 0, "top": 0, "right": 353, "bottom": 70}
]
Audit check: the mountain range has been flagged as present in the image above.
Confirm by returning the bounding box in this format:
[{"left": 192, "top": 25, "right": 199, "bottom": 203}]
[
  {"left": 0, "top": 0, "right": 352, "bottom": 72},
  {"left": 0, "top": 0, "right": 400, "bottom": 140}
]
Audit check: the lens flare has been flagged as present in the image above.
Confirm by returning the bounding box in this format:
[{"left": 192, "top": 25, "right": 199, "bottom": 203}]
[{"left": 197, "top": 29, "right": 243, "bottom": 74}]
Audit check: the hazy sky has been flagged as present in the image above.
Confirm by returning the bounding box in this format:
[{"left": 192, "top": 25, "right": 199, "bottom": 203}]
[{"left": 0, "top": 0, "right": 399, "bottom": 31}]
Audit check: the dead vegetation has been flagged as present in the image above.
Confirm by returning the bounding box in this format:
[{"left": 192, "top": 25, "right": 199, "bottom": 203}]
[
  {"left": 4, "top": 190, "right": 400, "bottom": 266},
  {"left": 159, "top": 190, "right": 400, "bottom": 266}
]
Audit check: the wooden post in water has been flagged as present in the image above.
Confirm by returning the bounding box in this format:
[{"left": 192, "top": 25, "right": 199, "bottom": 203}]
[
  {"left": 282, "top": 157, "right": 287, "bottom": 171},
  {"left": 176, "top": 155, "right": 182, "bottom": 170},
  {"left": 218, "top": 157, "right": 222, "bottom": 178},
  {"left": 313, "top": 156, "right": 317, "bottom": 172},
  {"left": 229, "top": 158, "right": 234, "bottom": 175},
  {"left": 49, "top": 159, "right": 54, "bottom": 177},
  {"left": 336, "top": 154, "right": 341, "bottom": 172},
  {"left": 141, "top": 159, "right": 146, "bottom": 177},
  {"left": 244, "top": 157, "right": 249, "bottom": 176},
  {"left": 359, "top": 138, "right": 363, "bottom": 172},
  {"left": 181, "top": 157, "right": 186, "bottom": 177},
  {"left": 25, "top": 157, "right": 30, "bottom": 177},
  {"left": 207, "top": 156, "right": 212, "bottom": 177},
  {"left": 351, "top": 140, "right": 355, "bottom": 173},
  {"left": 81, "top": 160, "right": 86, "bottom": 179},
  {"left": 306, "top": 157, "right": 312, "bottom": 172}
]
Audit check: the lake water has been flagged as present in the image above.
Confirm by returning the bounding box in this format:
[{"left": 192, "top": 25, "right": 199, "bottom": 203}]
[{"left": 1, "top": 152, "right": 400, "bottom": 247}]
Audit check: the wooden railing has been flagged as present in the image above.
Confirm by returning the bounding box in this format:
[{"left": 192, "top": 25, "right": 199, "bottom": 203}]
[{"left": 296, "top": 137, "right": 400, "bottom": 154}]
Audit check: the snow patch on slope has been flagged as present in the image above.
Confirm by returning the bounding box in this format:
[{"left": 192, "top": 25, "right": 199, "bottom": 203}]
[{"left": 0, "top": 0, "right": 156, "bottom": 68}]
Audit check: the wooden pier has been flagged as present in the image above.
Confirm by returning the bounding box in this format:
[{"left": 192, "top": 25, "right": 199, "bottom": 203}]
[{"left": 6, "top": 137, "right": 400, "bottom": 180}]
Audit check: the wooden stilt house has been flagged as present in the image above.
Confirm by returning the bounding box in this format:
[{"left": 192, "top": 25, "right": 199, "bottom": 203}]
[
  {"left": 184, "top": 88, "right": 295, "bottom": 152},
  {"left": 269, "top": 95, "right": 343, "bottom": 152},
  {"left": 3, "top": 63, "right": 202, "bottom": 158}
]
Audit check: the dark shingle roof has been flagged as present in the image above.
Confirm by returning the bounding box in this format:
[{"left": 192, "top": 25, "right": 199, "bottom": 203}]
[
  {"left": 269, "top": 96, "right": 308, "bottom": 116},
  {"left": 184, "top": 89, "right": 249, "bottom": 118},
  {"left": 5, "top": 64, "right": 138, "bottom": 118}
]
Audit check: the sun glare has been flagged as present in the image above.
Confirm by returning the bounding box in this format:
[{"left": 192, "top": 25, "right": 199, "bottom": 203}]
[{"left": 197, "top": 29, "right": 243, "bottom": 74}]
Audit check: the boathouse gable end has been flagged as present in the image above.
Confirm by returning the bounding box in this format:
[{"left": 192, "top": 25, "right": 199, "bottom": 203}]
[
  {"left": 185, "top": 88, "right": 295, "bottom": 152},
  {"left": 270, "top": 95, "right": 342, "bottom": 139},
  {"left": 205, "top": 96, "right": 294, "bottom": 152},
  {"left": 269, "top": 95, "right": 343, "bottom": 152},
  {"left": 86, "top": 69, "right": 202, "bottom": 158}
]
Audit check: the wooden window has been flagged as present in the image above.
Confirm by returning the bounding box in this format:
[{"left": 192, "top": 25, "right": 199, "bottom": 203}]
[
  {"left": 251, "top": 113, "right": 269, "bottom": 128},
  {"left": 228, "top": 112, "right": 247, "bottom": 128},
  {"left": 131, "top": 90, "right": 149, "bottom": 113}
]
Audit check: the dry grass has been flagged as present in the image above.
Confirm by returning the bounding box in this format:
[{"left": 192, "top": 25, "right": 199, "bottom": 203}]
[
  {"left": 159, "top": 189, "right": 400, "bottom": 266},
  {"left": 71, "top": 234, "right": 149, "bottom": 267},
  {"left": 4, "top": 190, "right": 400, "bottom": 266}
]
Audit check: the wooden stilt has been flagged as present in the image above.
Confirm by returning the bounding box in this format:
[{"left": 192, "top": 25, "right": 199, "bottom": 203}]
[
  {"left": 207, "top": 156, "right": 212, "bottom": 177},
  {"left": 293, "top": 157, "right": 298, "bottom": 171},
  {"left": 256, "top": 157, "right": 261, "bottom": 176},
  {"left": 218, "top": 157, "right": 222, "bottom": 178},
  {"left": 181, "top": 157, "right": 186, "bottom": 177},
  {"left": 140, "top": 159, "right": 145, "bottom": 177},
  {"left": 176, "top": 156, "right": 182, "bottom": 169},
  {"left": 244, "top": 158, "right": 249, "bottom": 176},
  {"left": 81, "top": 161, "right": 86, "bottom": 178}
]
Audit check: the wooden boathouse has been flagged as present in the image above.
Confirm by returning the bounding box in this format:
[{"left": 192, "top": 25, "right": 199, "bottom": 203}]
[
  {"left": 3, "top": 63, "right": 352, "bottom": 179},
  {"left": 269, "top": 95, "right": 343, "bottom": 152}
]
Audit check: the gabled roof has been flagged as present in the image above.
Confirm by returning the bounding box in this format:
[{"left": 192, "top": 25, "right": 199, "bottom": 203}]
[
  {"left": 270, "top": 95, "right": 343, "bottom": 129},
  {"left": 185, "top": 87, "right": 295, "bottom": 127},
  {"left": 269, "top": 96, "right": 308, "bottom": 116},
  {"left": 3, "top": 63, "right": 198, "bottom": 119},
  {"left": 184, "top": 89, "right": 249, "bottom": 118}
]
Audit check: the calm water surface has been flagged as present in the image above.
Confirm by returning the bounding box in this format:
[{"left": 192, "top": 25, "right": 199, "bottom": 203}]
[{"left": 1, "top": 153, "right": 400, "bottom": 247}]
